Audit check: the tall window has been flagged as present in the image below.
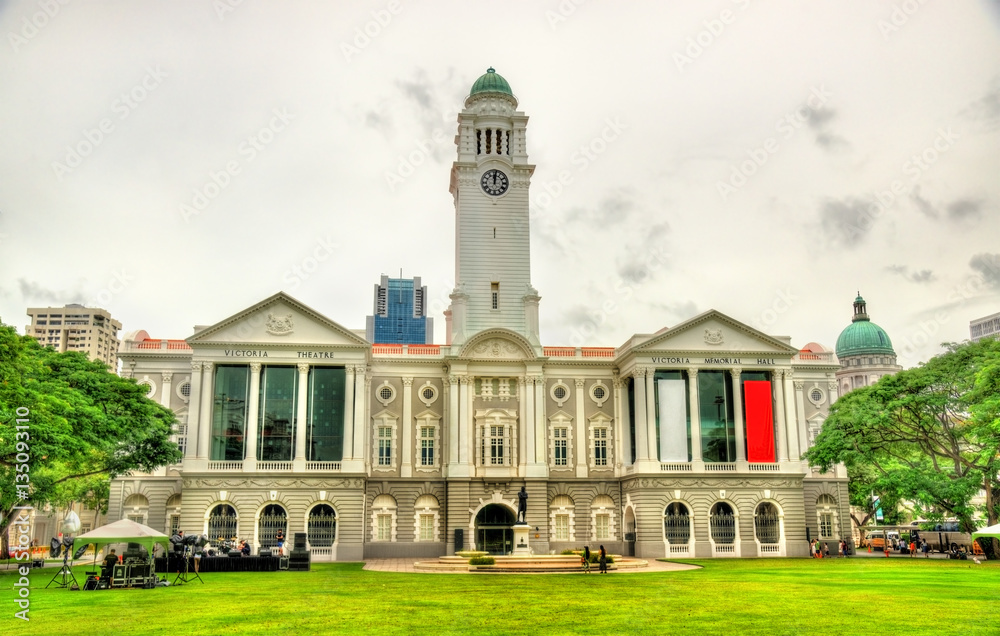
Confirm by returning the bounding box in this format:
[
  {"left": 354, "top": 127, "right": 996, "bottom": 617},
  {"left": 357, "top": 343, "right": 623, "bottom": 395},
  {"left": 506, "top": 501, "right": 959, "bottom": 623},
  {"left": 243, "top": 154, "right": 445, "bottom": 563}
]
[
  {"left": 377, "top": 514, "right": 392, "bottom": 541},
  {"left": 258, "top": 366, "right": 298, "bottom": 461},
  {"left": 554, "top": 428, "right": 568, "bottom": 466},
  {"left": 554, "top": 515, "right": 569, "bottom": 541},
  {"left": 308, "top": 367, "right": 345, "bottom": 462},
  {"left": 169, "top": 515, "right": 180, "bottom": 536},
  {"left": 593, "top": 427, "right": 608, "bottom": 466},
  {"left": 491, "top": 282, "right": 499, "bottom": 310},
  {"left": 420, "top": 426, "right": 435, "bottom": 466},
  {"left": 698, "top": 370, "right": 735, "bottom": 462},
  {"left": 419, "top": 515, "right": 434, "bottom": 541},
  {"left": 819, "top": 513, "right": 833, "bottom": 539},
  {"left": 211, "top": 365, "right": 249, "bottom": 461},
  {"left": 595, "top": 514, "right": 609, "bottom": 539},
  {"left": 308, "top": 504, "right": 337, "bottom": 547},
  {"left": 490, "top": 425, "right": 505, "bottom": 464},
  {"left": 378, "top": 427, "right": 392, "bottom": 466}
]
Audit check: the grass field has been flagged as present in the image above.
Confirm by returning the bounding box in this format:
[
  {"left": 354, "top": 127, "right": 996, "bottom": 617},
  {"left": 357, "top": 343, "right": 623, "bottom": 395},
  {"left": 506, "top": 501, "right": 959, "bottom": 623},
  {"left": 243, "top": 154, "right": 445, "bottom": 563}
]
[{"left": 3, "top": 558, "right": 997, "bottom": 635}]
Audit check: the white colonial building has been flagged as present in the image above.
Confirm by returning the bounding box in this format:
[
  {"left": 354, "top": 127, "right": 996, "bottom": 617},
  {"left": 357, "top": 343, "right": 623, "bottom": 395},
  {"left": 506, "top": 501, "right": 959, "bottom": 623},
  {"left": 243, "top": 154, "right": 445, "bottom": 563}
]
[{"left": 110, "top": 68, "right": 849, "bottom": 560}]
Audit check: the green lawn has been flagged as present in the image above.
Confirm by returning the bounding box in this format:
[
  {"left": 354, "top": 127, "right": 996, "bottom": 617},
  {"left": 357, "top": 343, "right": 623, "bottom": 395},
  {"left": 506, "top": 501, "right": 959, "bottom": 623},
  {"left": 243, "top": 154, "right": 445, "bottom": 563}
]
[{"left": 3, "top": 558, "right": 997, "bottom": 635}]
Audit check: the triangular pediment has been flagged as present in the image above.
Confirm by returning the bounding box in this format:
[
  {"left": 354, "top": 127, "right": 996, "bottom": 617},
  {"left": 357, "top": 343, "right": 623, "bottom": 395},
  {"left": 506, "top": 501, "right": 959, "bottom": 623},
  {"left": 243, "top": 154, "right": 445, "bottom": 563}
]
[
  {"left": 459, "top": 329, "right": 536, "bottom": 360},
  {"left": 186, "top": 292, "right": 369, "bottom": 349},
  {"left": 632, "top": 310, "right": 798, "bottom": 356}
]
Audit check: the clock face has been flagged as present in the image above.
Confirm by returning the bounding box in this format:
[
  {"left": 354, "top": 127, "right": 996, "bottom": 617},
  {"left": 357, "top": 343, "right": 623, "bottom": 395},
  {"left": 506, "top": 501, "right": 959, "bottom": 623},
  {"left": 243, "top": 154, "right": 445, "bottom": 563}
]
[{"left": 480, "top": 169, "right": 509, "bottom": 196}]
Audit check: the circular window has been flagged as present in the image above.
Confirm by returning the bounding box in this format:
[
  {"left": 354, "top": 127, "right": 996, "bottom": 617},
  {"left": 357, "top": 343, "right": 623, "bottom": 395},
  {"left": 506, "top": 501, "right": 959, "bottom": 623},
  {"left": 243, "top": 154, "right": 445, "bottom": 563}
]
[
  {"left": 810, "top": 389, "right": 823, "bottom": 402},
  {"left": 379, "top": 387, "right": 393, "bottom": 400},
  {"left": 593, "top": 386, "right": 606, "bottom": 400},
  {"left": 422, "top": 387, "right": 435, "bottom": 400},
  {"left": 553, "top": 386, "right": 567, "bottom": 400},
  {"left": 375, "top": 382, "right": 396, "bottom": 406},
  {"left": 179, "top": 382, "right": 191, "bottom": 398},
  {"left": 137, "top": 380, "right": 154, "bottom": 397},
  {"left": 589, "top": 381, "right": 610, "bottom": 406}
]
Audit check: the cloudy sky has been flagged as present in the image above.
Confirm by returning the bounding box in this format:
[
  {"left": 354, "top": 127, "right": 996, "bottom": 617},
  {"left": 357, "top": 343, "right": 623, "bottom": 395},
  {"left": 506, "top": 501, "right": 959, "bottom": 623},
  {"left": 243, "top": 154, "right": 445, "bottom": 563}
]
[{"left": 2, "top": 0, "right": 999, "bottom": 367}]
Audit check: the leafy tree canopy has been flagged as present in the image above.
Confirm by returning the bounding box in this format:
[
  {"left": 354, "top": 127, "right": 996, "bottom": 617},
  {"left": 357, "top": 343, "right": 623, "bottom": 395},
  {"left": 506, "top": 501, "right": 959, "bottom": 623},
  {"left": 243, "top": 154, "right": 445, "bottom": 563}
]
[
  {"left": 805, "top": 338, "right": 1000, "bottom": 541},
  {"left": 0, "top": 324, "right": 181, "bottom": 540}
]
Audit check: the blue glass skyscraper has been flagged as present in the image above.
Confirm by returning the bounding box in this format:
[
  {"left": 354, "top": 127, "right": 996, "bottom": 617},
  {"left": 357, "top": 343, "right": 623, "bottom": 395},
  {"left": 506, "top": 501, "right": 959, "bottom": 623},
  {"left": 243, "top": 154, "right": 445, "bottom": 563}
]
[{"left": 365, "top": 275, "right": 434, "bottom": 344}]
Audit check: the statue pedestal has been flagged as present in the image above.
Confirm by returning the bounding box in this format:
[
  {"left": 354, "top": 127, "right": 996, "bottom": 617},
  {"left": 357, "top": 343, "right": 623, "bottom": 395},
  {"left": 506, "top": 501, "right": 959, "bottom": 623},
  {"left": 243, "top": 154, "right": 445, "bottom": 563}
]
[{"left": 512, "top": 523, "right": 531, "bottom": 555}]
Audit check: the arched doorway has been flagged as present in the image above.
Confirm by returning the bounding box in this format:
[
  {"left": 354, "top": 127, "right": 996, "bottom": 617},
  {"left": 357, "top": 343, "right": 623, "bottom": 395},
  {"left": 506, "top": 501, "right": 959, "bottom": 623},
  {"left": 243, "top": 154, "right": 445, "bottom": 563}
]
[
  {"left": 710, "top": 501, "right": 739, "bottom": 557},
  {"left": 207, "top": 504, "right": 238, "bottom": 544},
  {"left": 258, "top": 504, "right": 287, "bottom": 550},
  {"left": 475, "top": 504, "right": 515, "bottom": 555},
  {"left": 664, "top": 502, "right": 692, "bottom": 556}
]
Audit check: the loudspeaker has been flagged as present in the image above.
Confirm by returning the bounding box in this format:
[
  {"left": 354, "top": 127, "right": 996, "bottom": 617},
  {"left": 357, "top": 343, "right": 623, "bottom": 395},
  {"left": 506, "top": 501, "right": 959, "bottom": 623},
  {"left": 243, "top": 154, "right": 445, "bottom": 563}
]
[
  {"left": 229, "top": 551, "right": 242, "bottom": 558},
  {"left": 455, "top": 528, "right": 464, "bottom": 552},
  {"left": 293, "top": 532, "right": 307, "bottom": 550},
  {"left": 83, "top": 576, "right": 100, "bottom": 591},
  {"left": 259, "top": 548, "right": 272, "bottom": 558}
]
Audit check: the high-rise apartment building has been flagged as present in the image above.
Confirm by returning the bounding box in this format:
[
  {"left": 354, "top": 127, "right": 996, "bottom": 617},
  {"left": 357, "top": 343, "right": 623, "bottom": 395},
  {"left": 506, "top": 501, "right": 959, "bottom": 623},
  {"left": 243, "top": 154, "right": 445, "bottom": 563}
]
[
  {"left": 25, "top": 304, "right": 122, "bottom": 367},
  {"left": 365, "top": 275, "right": 433, "bottom": 344},
  {"left": 970, "top": 311, "right": 1000, "bottom": 342}
]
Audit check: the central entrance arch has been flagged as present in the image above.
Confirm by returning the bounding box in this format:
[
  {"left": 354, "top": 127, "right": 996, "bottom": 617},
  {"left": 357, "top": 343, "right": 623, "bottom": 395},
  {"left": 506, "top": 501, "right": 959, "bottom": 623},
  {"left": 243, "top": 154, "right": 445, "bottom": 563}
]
[{"left": 475, "top": 504, "right": 515, "bottom": 555}]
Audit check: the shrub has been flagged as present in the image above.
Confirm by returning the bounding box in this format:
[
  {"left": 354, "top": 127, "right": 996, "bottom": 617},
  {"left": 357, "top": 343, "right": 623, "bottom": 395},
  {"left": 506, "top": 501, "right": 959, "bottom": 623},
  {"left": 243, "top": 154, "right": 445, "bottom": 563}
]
[{"left": 468, "top": 556, "right": 495, "bottom": 566}]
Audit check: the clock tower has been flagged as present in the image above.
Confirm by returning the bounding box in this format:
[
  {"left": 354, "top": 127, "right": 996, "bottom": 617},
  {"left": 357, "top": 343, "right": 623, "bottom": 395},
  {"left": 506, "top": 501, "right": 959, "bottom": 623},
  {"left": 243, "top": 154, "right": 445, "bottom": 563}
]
[{"left": 446, "top": 68, "right": 541, "bottom": 349}]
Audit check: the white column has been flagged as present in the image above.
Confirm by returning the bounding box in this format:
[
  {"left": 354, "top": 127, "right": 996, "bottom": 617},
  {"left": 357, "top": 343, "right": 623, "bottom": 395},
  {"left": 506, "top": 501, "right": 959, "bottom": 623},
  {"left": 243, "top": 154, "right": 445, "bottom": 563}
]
[
  {"left": 448, "top": 376, "right": 460, "bottom": 466},
  {"left": 522, "top": 377, "right": 536, "bottom": 473},
  {"left": 160, "top": 372, "right": 173, "bottom": 408},
  {"left": 294, "top": 363, "right": 309, "bottom": 468},
  {"left": 198, "top": 362, "right": 214, "bottom": 462},
  {"left": 244, "top": 362, "right": 262, "bottom": 470},
  {"left": 687, "top": 369, "right": 702, "bottom": 463},
  {"left": 730, "top": 368, "right": 745, "bottom": 463},
  {"left": 575, "top": 379, "right": 587, "bottom": 477},
  {"left": 352, "top": 365, "right": 366, "bottom": 463},
  {"left": 185, "top": 362, "right": 202, "bottom": 463},
  {"left": 645, "top": 370, "right": 657, "bottom": 462},
  {"left": 794, "top": 381, "right": 808, "bottom": 457},
  {"left": 783, "top": 370, "right": 799, "bottom": 460},
  {"left": 467, "top": 376, "right": 476, "bottom": 467},
  {"left": 613, "top": 376, "right": 627, "bottom": 473},
  {"left": 534, "top": 377, "right": 546, "bottom": 466},
  {"left": 518, "top": 377, "right": 528, "bottom": 474},
  {"left": 773, "top": 369, "right": 788, "bottom": 462},
  {"left": 401, "top": 377, "right": 413, "bottom": 478},
  {"left": 632, "top": 369, "right": 649, "bottom": 462},
  {"left": 459, "top": 376, "right": 471, "bottom": 466},
  {"left": 343, "top": 365, "right": 355, "bottom": 459},
  {"left": 827, "top": 381, "right": 838, "bottom": 406}
]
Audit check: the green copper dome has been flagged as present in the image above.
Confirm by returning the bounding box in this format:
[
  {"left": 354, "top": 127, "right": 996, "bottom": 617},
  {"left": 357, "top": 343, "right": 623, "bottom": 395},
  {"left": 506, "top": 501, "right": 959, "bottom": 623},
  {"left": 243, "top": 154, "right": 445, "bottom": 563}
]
[
  {"left": 835, "top": 294, "right": 895, "bottom": 357},
  {"left": 470, "top": 67, "right": 513, "bottom": 97}
]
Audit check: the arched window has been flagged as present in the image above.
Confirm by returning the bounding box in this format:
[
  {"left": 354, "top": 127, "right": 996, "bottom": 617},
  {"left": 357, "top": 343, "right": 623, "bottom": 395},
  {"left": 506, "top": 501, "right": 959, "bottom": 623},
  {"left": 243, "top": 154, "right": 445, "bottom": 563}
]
[
  {"left": 710, "top": 502, "right": 736, "bottom": 544},
  {"left": 123, "top": 494, "right": 149, "bottom": 525},
  {"left": 371, "top": 494, "right": 397, "bottom": 542},
  {"left": 816, "top": 494, "right": 837, "bottom": 539},
  {"left": 754, "top": 502, "right": 780, "bottom": 544},
  {"left": 166, "top": 494, "right": 182, "bottom": 536},
  {"left": 414, "top": 495, "right": 439, "bottom": 542},
  {"left": 664, "top": 502, "right": 691, "bottom": 545},
  {"left": 550, "top": 495, "right": 574, "bottom": 542},
  {"left": 207, "top": 504, "right": 238, "bottom": 542},
  {"left": 308, "top": 504, "right": 336, "bottom": 547},
  {"left": 591, "top": 495, "right": 616, "bottom": 541},
  {"left": 258, "top": 504, "right": 287, "bottom": 549}
]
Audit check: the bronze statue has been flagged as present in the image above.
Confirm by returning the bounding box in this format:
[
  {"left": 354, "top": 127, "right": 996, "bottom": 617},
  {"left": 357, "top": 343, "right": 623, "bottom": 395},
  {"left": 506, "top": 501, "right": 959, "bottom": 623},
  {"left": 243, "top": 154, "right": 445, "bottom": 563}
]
[{"left": 517, "top": 486, "right": 528, "bottom": 523}]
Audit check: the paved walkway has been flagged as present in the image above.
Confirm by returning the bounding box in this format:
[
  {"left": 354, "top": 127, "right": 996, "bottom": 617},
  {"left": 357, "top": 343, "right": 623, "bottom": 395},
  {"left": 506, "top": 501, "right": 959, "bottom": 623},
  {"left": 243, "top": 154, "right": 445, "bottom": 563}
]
[{"left": 362, "top": 558, "right": 700, "bottom": 574}]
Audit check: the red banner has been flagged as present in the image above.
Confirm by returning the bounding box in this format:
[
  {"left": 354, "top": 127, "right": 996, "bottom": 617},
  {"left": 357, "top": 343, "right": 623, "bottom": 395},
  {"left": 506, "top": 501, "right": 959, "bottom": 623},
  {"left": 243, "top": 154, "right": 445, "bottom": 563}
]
[{"left": 744, "top": 381, "right": 775, "bottom": 463}]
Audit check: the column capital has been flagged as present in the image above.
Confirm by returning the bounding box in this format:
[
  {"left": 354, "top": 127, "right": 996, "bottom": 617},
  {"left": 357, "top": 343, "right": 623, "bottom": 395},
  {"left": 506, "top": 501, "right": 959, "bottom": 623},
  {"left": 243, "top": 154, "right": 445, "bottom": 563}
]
[
  {"left": 771, "top": 368, "right": 783, "bottom": 379},
  {"left": 297, "top": 362, "right": 310, "bottom": 374},
  {"left": 202, "top": 361, "right": 213, "bottom": 372},
  {"left": 574, "top": 378, "right": 586, "bottom": 388},
  {"left": 794, "top": 381, "right": 804, "bottom": 390},
  {"left": 459, "top": 375, "right": 471, "bottom": 385},
  {"left": 783, "top": 369, "right": 794, "bottom": 381},
  {"left": 161, "top": 372, "right": 173, "bottom": 383},
  {"left": 250, "top": 362, "right": 262, "bottom": 373},
  {"left": 729, "top": 367, "right": 742, "bottom": 380},
  {"left": 633, "top": 366, "right": 649, "bottom": 378},
  {"left": 191, "top": 361, "right": 202, "bottom": 372},
  {"left": 449, "top": 375, "right": 460, "bottom": 386},
  {"left": 402, "top": 376, "right": 414, "bottom": 387},
  {"left": 686, "top": 367, "right": 699, "bottom": 378},
  {"left": 828, "top": 382, "right": 838, "bottom": 392},
  {"left": 517, "top": 376, "right": 526, "bottom": 386}
]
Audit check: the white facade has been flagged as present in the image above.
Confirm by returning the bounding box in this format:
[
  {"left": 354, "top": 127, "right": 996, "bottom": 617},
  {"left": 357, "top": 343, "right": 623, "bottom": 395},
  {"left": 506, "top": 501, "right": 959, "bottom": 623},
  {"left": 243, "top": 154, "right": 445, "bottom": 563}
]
[{"left": 109, "top": 69, "right": 849, "bottom": 560}]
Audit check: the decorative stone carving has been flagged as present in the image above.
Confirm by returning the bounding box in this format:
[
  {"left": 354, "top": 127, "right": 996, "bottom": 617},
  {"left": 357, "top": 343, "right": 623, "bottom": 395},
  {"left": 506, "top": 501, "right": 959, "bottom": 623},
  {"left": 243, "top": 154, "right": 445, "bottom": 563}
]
[
  {"left": 250, "top": 362, "right": 262, "bottom": 373},
  {"left": 471, "top": 338, "right": 525, "bottom": 359},
  {"left": 297, "top": 363, "right": 310, "bottom": 373},
  {"left": 704, "top": 328, "right": 724, "bottom": 345},
  {"left": 402, "top": 377, "right": 414, "bottom": 387},
  {"left": 161, "top": 372, "right": 173, "bottom": 383},
  {"left": 266, "top": 313, "right": 294, "bottom": 336}
]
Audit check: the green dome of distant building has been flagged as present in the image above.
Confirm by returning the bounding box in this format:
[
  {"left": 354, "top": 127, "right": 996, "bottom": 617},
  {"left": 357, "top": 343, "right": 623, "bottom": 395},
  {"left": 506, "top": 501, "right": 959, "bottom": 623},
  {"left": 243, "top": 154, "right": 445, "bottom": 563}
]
[
  {"left": 835, "top": 294, "right": 895, "bottom": 357},
  {"left": 470, "top": 67, "right": 513, "bottom": 97}
]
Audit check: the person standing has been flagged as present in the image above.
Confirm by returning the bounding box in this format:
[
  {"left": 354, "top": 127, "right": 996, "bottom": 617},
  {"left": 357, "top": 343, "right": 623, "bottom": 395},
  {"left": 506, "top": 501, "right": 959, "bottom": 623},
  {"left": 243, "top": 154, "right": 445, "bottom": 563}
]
[
  {"left": 909, "top": 540, "right": 916, "bottom": 557},
  {"left": 598, "top": 545, "right": 607, "bottom": 574},
  {"left": 922, "top": 539, "right": 930, "bottom": 558},
  {"left": 823, "top": 542, "right": 830, "bottom": 558},
  {"left": 582, "top": 546, "right": 591, "bottom": 573}
]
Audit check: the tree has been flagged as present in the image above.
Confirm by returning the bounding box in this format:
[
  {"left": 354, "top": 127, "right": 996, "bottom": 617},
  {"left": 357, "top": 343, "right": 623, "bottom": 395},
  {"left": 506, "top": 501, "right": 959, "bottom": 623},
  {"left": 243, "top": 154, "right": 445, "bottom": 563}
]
[
  {"left": 805, "top": 338, "right": 1000, "bottom": 558},
  {"left": 0, "top": 325, "right": 182, "bottom": 557}
]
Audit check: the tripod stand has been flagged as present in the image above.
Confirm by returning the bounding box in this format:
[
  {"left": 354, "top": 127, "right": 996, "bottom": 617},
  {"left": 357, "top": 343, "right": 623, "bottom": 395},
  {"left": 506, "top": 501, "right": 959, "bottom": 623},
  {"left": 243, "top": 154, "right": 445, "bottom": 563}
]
[
  {"left": 45, "top": 550, "right": 79, "bottom": 589},
  {"left": 171, "top": 547, "right": 203, "bottom": 585}
]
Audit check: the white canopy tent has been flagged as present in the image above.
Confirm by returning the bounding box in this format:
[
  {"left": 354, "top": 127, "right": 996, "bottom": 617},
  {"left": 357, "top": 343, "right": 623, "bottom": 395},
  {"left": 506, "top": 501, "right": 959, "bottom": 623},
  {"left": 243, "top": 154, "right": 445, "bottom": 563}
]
[
  {"left": 75, "top": 519, "right": 171, "bottom": 555},
  {"left": 971, "top": 523, "right": 1000, "bottom": 540}
]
